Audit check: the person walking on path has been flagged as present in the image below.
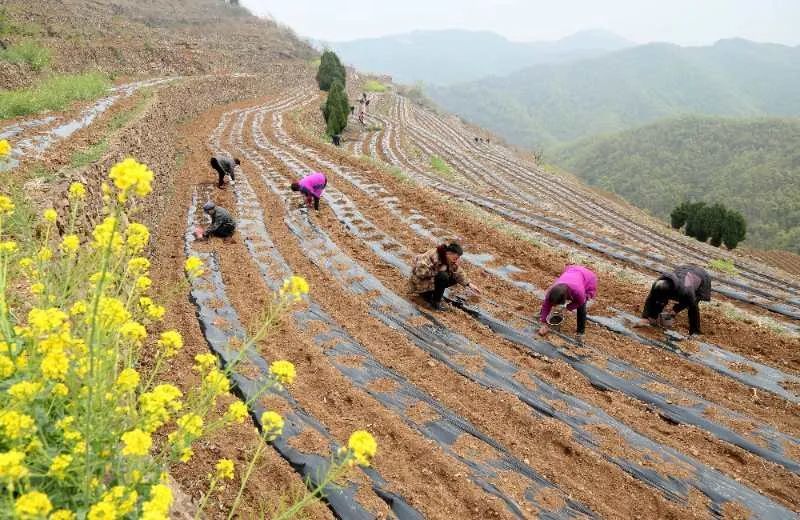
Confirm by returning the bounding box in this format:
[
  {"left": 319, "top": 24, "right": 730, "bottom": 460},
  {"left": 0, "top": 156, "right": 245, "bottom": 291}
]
[
  {"left": 537, "top": 265, "right": 597, "bottom": 341},
  {"left": 210, "top": 155, "right": 240, "bottom": 189},
  {"left": 408, "top": 242, "right": 481, "bottom": 311},
  {"left": 291, "top": 172, "right": 328, "bottom": 211},
  {"left": 636, "top": 265, "right": 711, "bottom": 336},
  {"left": 198, "top": 202, "right": 236, "bottom": 240}
]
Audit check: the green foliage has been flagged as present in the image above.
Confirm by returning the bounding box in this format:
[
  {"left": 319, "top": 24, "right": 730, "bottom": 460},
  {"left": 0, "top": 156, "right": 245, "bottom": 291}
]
[
  {"left": 70, "top": 140, "right": 109, "bottom": 168},
  {"left": 430, "top": 40, "right": 800, "bottom": 148},
  {"left": 0, "top": 72, "right": 110, "bottom": 119},
  {"left": 363, "top": 80, "right": 387, "bottom": 93},
  {"left": 721, "top": 210, "right": 747, "bottom": 249},
  {"left": 0, "top": 41, "right": 51, "bottom": 70},
  {"left": 324, "top": 80, "right": 349, "bottom": 136},
  {"left": 316, "top": 50, "right": 346, "bottom": 92},
  {"left": 430, "top": 155, "right": 453, "bottom": 177},
  {"left": 554, "top": 116, "right": 794, "bottom": 251},
  {"left": 672, "top": 200, "right": 746, "bottom": 249},
  {"left": 708, "top": 259, "right": 738, "bottom": 275}
]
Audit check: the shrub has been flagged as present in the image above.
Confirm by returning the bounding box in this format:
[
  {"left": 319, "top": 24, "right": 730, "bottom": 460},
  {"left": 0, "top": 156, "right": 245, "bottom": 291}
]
[
  {"left": 671, "top": 200, "right": 747, "bottom": 249},
  {"left": 315, "top": 50, "right": 346, "bottom": 92},
  {"left": 363, "top": 80, "right": 387, "bottom": 93},
  {"left": 721, "top": 210, "right": 747, "bottom": 250},
  {"left": 708, "top": 259, "right": 737, "bottom": 275},
  {"left": 0, "top": 147, "right": 377, "bottom": 517},
  {"left": 0, "top": 73, "right": 110, "bottom": 119},
  {"left": 0, "top": 41, "right": 51, "bottom": 71}
]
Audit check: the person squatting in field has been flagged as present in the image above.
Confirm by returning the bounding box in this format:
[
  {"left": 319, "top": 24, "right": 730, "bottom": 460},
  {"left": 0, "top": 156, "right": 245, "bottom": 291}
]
[
  {"left": 408, "top": 242, "right": 481, "bottom": 311},
  {"left": 210, "top": 155, "right": 240, "bottom": 189},
  {"left": 637, "top": 265, "right": 711, "bottom": 336},
  {"left": 538, "top": 265, "right": 598, "bottom": 341},
  {"left": 291, "top": 171, "right": 328, "bottom": 211},
  {"left": 200, "top": 201, "right": 236, "bottom": 240}
]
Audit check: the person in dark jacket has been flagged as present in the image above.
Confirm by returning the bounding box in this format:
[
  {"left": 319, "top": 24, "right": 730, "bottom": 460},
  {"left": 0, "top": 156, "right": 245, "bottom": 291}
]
[
  {"left": 210, "top": 155, "right": 240, "bottom": 189},
  {"left": 639, "top": 265, "right": 711, "bottom": 335},
  {"left": 201, "top": 202, "right": 236, "bottom": 239},
  {"left": 408, "top": 242, "right": 481, "bottom": 311}
]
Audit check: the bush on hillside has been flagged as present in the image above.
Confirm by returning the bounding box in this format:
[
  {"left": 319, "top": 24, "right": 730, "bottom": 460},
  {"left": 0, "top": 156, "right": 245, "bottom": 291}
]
[
  {"left": 671, "top": 200, "right": 747, "bottom": 249},
  {"left": 316, "top": 50, "right": 346, "bottom": 92},
  {"left": 324, "top": 80, "right": 349, "bottom": 136},
  {"left": 0, "top": 41, "right": 51, "bottom": 71}
]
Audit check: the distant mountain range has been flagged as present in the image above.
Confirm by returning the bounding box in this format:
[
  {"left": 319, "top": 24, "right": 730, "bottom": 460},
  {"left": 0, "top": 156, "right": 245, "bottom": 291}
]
[
  {"left": 321, "top": 29, "right": 633, "bottom": 85},
  {"left": 552, "top": 115, "right": 800, "bottom": 252},
  {"left": 428, "top": 39, "right": 800, "bottom": 148}
]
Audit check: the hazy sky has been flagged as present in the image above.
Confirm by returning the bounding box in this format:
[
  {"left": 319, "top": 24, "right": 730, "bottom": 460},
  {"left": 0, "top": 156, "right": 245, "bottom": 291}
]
[{"left": 241, "top": 0, "right": 800, "bottom": 45}]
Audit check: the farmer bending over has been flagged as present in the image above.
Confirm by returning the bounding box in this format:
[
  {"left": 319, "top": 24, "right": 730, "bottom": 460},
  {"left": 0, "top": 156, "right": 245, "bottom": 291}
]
[
  {"left": 291, "top": 172, "right": 328, "bottom": 211},
  {"left": 637, "top": 265, "right": 711, "bottom": 336},
  {"left": 408, "top": 242, "right": 480, "bottom": 311},
  {"left": 538, "top": 265, "right": 597, "bottom": 340},
  {"left": 210, "top": 155, "right": 240, "bottom": 189},
  {"left": 200, "top": 202, "right": 236, "bottom": 240}
]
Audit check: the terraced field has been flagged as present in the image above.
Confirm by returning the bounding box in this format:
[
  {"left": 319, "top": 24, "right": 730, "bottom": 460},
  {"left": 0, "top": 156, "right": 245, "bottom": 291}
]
[{"left": 5, "top": 69, "right": 800, "bottom": 518}]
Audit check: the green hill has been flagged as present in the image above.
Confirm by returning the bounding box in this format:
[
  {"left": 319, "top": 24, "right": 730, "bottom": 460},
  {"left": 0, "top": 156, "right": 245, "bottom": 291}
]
[
  {"left": 552, "top": 116, "right": 800, "bottom": 252},
  {"left": 428, "top": 39, "right": 800, "bottom": 148}
]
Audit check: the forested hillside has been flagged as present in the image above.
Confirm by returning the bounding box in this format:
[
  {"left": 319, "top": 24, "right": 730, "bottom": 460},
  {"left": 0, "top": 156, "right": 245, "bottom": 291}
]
[
  {"left": 552, "top": 116, "right": 800, "bottom": 252},
  {"left": 428, "top": 39, "right": 800, "bottom": 148}
]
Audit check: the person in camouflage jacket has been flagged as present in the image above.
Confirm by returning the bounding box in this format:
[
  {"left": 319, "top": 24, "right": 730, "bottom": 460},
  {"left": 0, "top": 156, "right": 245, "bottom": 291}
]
[{"left": 408, "top": 242, "right": 480, "bottom": 311}]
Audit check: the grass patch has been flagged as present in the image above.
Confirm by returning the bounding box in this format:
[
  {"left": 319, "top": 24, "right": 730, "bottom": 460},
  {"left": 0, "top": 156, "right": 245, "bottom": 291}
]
[
  {"left": 363, "top": 80, "right": 387, "bottom": 93},
  {"left": 0, "top": 72, "right": 110, "bottom": 120},
  {"left": 108, "top": 88, "right": 152, "bottom": 130},
  {"left": 70, "top": 140, "right": 109, "bottom": 168},
  {"left": 708, "top": 258, "right": 737, "bottom": 275},
  {"left": 0, "top": 9, "right": 41, "bottom": 37},
  {"left": 0, "top": 40, "right": 51, "bottom": 70},
  {"left": 430, "top": 155, "right": 454, "bottom": 178},
  {"left": 309, "top": 57, "right": 321, "bottom": 68}
]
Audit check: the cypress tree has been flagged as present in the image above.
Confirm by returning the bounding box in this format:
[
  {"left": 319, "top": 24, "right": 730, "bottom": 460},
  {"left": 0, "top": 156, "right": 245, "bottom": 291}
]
[
  {"left": 670, "top": 201, "right": 691, "bottom": 229},
  {"left": 316, "top": 50, "right": 346, "bottom": 92},
  {"left": 684, "top": 202, "right": 707, "bottom": 241},
  {"left": 722, "top": 210, "right": 747, "bottom": 249},
  {"left": 707, "top": 203, "right": 727, "bottom": 247},
  {"left": 325, "top": 80, "right": 349, "bottom": 136}
]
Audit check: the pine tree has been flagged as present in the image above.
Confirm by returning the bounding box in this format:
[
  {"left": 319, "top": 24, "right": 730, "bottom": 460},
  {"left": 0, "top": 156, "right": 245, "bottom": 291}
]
[
  {"left": 684, "top": 202, "right": 707, "bottom": 241},
  {"left": 316, "top": 50, "right": 346, "bottom": 92},
  {"left": 670, "top": 201, "right": 692, "bottom": 229},
  {"left": 707, "top": 203, "right": 727, "bottom": 247}
]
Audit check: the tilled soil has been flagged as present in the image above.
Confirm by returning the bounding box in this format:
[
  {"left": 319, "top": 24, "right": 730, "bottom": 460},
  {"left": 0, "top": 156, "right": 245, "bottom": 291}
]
[{"left": 10, "top": 68, "right": 800, "bottom": 519}]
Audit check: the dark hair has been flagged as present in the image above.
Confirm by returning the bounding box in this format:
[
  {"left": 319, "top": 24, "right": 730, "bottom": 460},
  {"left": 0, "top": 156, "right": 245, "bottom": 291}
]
[
  {"left": 234, "top": 158, "right": 241, "bottom": 166},
  {"left": 547, "top": 283, "right": 569, "bottom": 306},
  {"left": 290, "top": 182, "right": 300, "bottom": 192},
  {"left": 444, "top": 242, "right": 463, "bottom": 256}
]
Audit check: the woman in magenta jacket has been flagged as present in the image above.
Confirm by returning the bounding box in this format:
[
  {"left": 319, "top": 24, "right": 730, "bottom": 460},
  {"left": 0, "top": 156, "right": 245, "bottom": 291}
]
[
  {"left": 537, "top": 265, "right": 597, "bottom": 340},
  {"left": 291, "top": 172, "right": 328, "bottom": 210}
]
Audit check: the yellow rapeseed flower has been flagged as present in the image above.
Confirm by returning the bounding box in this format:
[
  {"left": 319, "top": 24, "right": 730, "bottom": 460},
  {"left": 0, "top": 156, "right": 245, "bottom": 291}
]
[
  {"left": 41, "top": 351, "right": 69, "bottom": 381},
  {"left": 86, "top": 501, "right": 116, "bottom": 520},
  {"left": 269, "top": 360, "right": 296, "bottom": 385},
  {"left": 51, "top": 510, "right": 76, "bottom": 520},
  {"left": 128, "top": 257, "right": 150, "bottom": 274},
  {"left": 193, "top": 353, "right": 217, "bottom": 373},
  {"left": 184, "top": 256, "right": 204, "bottom": 278},
  {"left": 280, "top": 275, "right": 310, "bottom": 302},
  {"left": 30, "top": 282, "right": 45, "bottom": 295},
  {"left": 225, "top": 401, "right": 248, "bottom": 424},
  {"left": 0, "top": 240, "right": 17, "bottom": 254},
  {"left": 115, "top": 368, "right": 140, "bottom": 392},
  {"left": 68, "top": 182, "right": 86, "bottom": 200},
  {"left": 97, "top": 297, "right": 130, "bottom": 329},
  {"left": 260, "top": 411, "right": 284, "bottom": 441},
  {"left": 119, "top": 321, "right": 147, "bottom": 344},
  {"left": 14, "top": 491, "right": 52, "bottom": 519},
  {"left": 126, "top": 222, "right": 150, "bottom": 254},
  {"left": 179, "top": 447, "right": 193, "bottom": 462},
  {"left": 347, "top": 430, "right": 377, "bottom": 467},
  {"left": 109, "top": 158, "right": 154, "bottom": 201},
  {"left": 121, "top": 429, "right": 152, "bottom": 457},
  {"left": 0, "top": 195, "right": 15, "bottom": 216},
  {"left": 91, "top": 216, "right": 123, "bottom": 253},
  {"left": 176, "top": 413, "right": 203, "bottom": 437},
  {"left": 69, "top": 301, "right": 87, "bottom": 316},
  {"left": 8, "top": 381, "right": 42, "bottom": 401},
  {"left": 52, "top": 383, "right": 69, "bottom": 397},
  {"left": 48, "top": 454, "right": 72, "bottom": 479},
  {"left": 0, "top": 450, "right": 29, "bottom": 481},
  {"left": 36, "top": 247, "right": 52, "bottom": 262},
  {"left": 0, "top": 139, "right": 11, "bottom": 157},
  {"left": 43, "top": 209, "right": 58, "bottom": 223},
  {"left": 203, "top": 369, "right": 229, "bottom": 395},
  {"left": 60, "top": 235, "right": 80, "bottom": 255},
  {"left": 215, "top": 458, "right": 235, "bottom": 480},
  {"left": 157, "top": 330, "right": 182, "bottom": 357},
  {"left": 0, "top": 355, "right": 15, "bottom": 379},
  {"left": 138, "top": 384, "right": 183, "bottom": 432},
  {"left": 135, "top": 275, "right": 152, "bottom": 291},
  {"left": 141, "top": 483, "right": 172, "bottom": 519}
]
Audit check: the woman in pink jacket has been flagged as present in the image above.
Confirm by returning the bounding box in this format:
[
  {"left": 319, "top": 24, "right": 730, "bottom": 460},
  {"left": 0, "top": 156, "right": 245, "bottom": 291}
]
[
  {"left": 537, "top": 265, "right": 597, "bottom": 340},
  {"left": 291, "top": 172, "right": 328, "bottom": 211}
]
